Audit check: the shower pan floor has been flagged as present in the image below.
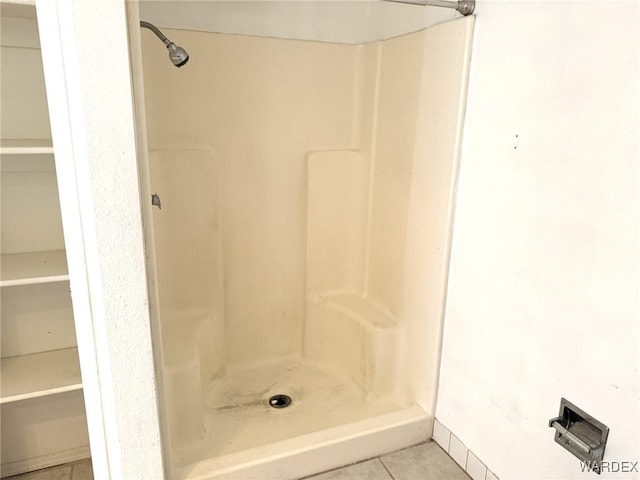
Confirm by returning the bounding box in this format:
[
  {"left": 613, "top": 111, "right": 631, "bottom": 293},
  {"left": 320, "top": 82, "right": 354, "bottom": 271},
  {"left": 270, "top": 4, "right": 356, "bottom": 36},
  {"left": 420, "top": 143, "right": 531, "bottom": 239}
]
[{"left": 175, "top": 360, "right": 401, "bottom": 468}]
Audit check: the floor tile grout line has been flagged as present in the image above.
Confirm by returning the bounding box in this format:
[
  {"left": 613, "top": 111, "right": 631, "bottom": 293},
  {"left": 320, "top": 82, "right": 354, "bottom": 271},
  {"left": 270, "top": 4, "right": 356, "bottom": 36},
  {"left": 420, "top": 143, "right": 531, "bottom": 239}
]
[
  {"left": 386, "top": 439, "right": 432, "bottom": 457},
  {"left": 297, "top": 441, "right": 432, "bottom": 480},
  {"left": 378, "top": 456, "right": 397, "bottom": 480},
  {"left": 297, "top": 457, "right": 380, "bottom": 480},
  {"left": 297, "top": 461, "right": 355, "bottom": 479}
]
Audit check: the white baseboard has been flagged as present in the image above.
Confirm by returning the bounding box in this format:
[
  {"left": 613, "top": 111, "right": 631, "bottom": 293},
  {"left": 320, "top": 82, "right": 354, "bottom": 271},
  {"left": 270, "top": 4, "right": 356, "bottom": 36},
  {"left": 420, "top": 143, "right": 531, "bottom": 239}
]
[{"left": 433, "top": 418, "right": 499, "bottom": 480}]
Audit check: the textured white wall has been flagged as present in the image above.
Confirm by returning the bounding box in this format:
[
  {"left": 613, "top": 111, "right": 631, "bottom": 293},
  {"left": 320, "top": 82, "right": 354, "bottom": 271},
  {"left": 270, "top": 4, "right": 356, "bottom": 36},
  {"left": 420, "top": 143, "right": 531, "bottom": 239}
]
[
  {"left": 437, "top": 2, "right": 639, "bottom": 479},
  {"left": 36, "top": 0, "right": 165, "bottom": 478}
]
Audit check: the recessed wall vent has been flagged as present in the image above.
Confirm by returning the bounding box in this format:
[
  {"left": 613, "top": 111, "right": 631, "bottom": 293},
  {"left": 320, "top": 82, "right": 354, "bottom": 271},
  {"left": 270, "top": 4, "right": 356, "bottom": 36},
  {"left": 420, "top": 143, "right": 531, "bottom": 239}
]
[{"left": 548, "top": 398, "right": 609, "bottom": 474}]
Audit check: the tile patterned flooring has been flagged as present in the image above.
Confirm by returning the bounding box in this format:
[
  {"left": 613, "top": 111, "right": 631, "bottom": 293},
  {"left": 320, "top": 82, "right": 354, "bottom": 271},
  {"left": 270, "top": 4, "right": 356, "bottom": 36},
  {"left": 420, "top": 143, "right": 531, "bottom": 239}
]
[
  {"left": 304, "top": 442, "right": 470, "bottom": 480},
  {"left": 4, "top": 460, "right": 93, "bottom": 480},
  {"left": 5, "top": 441, "right": 468, "bottom": 480}
]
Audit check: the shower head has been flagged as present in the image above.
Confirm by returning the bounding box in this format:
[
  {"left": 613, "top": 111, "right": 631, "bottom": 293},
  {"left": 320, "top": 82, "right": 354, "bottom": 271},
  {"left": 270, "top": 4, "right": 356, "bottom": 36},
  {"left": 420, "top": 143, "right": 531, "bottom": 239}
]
[
  {"left": 140, "top": 21, "right": 189, "bottom": 68},
  {"left": 167, "top": 43, "right": 189, "bottom": 67}
]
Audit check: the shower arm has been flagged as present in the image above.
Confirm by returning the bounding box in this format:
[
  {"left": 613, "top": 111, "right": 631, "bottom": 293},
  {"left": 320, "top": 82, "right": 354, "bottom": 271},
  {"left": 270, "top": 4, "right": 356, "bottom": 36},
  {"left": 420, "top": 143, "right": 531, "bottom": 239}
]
[
  {"left": 140, "top": 20, "right": 190, "bottom": 68},
  {"left": 140, "top": 20, "right": 172, "bottom": 48},
  {"left": 382, "top": 0, "right": 475, "bottom": 16}
]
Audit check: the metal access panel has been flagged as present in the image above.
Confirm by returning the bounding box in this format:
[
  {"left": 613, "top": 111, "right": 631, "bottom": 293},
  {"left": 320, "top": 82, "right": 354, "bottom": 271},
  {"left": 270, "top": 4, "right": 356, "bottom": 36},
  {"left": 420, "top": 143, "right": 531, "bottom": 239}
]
[{"left": 549, "top": 398, "right": 610, "bottom": 474}]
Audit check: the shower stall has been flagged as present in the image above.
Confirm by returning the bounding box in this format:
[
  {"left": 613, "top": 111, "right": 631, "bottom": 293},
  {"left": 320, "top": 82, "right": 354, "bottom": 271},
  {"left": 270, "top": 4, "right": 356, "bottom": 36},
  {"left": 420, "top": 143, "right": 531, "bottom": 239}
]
[{"left": 128, "top": 2, "right": 475, "bottom": 478}]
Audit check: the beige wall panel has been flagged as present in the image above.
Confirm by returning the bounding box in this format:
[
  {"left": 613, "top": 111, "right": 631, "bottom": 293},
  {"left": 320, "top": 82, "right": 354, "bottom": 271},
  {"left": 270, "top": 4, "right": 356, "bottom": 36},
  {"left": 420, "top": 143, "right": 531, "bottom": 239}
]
[
  {"left": 366, "top": 31, "right": 425, "bottom": 315},
  {"left": 148, "top": 149, "right": 223, "bottom": 326},
  {"left": 142, "top": 31, "right": 359, "bottom": 367},
  {"left": 306, "top": 151, "right": 368, "bottom": 294},
  {"left": 398, "top": 18, "right": 475, "bottom": 409}
]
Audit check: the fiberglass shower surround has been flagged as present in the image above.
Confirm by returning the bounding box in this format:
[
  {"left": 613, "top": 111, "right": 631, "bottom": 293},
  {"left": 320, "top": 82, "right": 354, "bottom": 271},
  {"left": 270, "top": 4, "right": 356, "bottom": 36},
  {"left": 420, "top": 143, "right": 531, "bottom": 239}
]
[{"left": 135, "top": 6, "right": 475, "bottom": 480}]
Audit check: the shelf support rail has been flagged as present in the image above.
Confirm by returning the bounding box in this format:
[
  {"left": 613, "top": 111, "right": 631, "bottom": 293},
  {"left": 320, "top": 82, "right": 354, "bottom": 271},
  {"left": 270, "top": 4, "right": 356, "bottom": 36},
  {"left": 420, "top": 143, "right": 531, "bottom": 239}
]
[{"left": 382, "top": 0, "right": 475, "bottom": 16}]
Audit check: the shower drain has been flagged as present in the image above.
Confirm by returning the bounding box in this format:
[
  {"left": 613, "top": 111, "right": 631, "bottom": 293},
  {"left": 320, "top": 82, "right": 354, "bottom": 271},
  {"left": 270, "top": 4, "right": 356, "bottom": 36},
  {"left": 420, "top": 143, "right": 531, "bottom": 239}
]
[{"left": 268, "top": 394, "right": 292, "bottom": 409}]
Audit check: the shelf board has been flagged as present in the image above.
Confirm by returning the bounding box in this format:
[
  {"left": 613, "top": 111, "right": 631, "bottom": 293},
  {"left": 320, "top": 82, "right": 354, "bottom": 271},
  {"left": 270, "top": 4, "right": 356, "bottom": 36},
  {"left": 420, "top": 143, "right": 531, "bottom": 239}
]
[
  {"left": 0, "top": 347, "right": 82, "bottom": 404},
  {"left": 0, "top": 250, "right": 69, "bottom": 287},
  {"left": 0, "top": 139, "right": 53, "bottom": 155},
  {"left": 0, "top": 0, "right": 36, "bottom": 7}
]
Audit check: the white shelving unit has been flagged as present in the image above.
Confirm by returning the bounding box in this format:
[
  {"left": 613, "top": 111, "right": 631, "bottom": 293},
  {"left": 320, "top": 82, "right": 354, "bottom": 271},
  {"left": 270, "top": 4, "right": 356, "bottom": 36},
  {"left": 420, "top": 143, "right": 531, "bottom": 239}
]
[
  {"left": 0, "top": 139, "right": 53, "bottom": 153},
  {"left": 1, "top": 2, "right": 90, "bottom": 476},
  {"left": 1, "top": 250, "right": 69, "bottom": 286},
  {"left": 0, "top": 347, "right": 82, "bottom": 404}
]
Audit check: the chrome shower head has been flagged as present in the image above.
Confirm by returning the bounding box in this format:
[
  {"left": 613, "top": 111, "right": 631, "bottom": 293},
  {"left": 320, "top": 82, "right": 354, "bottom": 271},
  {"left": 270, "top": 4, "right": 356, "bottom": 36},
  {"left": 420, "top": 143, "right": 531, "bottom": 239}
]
[
  {"left": 167, "top": 43, "right": 189, "bottom": 67},
  {"left": 140, "top": 21, "right": 189, "bottom": 68}
]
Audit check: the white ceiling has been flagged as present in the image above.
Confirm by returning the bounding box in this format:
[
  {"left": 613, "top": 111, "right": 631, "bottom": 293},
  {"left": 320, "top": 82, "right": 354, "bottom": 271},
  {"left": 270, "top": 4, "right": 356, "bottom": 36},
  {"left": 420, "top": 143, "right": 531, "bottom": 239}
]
[{"left": 138, "top": 0, "right": 460, "bottom": 44}]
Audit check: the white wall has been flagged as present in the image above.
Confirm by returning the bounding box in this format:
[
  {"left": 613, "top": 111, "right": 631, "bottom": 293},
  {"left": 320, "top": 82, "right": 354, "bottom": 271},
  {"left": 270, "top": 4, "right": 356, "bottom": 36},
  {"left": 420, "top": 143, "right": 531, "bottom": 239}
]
[
  {"left": 437, "top": 1, "right": 639, "bottom": 479},
  {"left": 36, "top": 0, "right": 165, "bottom": 477}
]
